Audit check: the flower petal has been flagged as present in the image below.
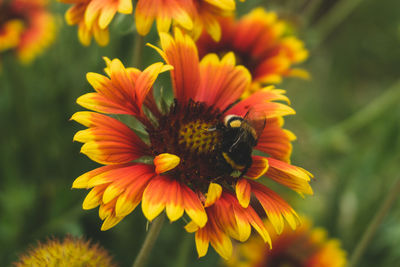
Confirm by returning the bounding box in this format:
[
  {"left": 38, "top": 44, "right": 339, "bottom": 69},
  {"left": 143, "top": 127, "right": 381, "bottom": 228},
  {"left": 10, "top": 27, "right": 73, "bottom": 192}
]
[
  {"left": 101, "top": 215, "right": 124, "bottom": 231},
  {"left": 118, "top": 0, "right": 133, "bottom": 13},
  {"left": 182, "top": 185, "right": 208, "bottom": 227},
  {"left": 135, "top": 62, "right": 173, "bottom": 113},
  {"left": 195, "top": 226, "right": 210, "bottom": 258},
  {"left": 185, "top": 221, "right": 199, "bottom": 233},
  {"left": 202, "top": 13, "right": 221, "bottom": 42},
  {"left": 250, "top": 181, "right": 300, "bottom": 234},
  {"left": 72, "top": 112, "right": 149, "bottom": 164},
  {"left": 154, "top": 153, "right": 180, "bottom": 174},
  {"left": 206, "top": 0, "right": 235, "bottom": 10},
  {"left": 231, "top": 203, "right": 251, "bottom": 242},
  {"left": 256, "top": 117, "right": 296, "bottom": 162},
  {"left": 224, "top": 192, "right": 270, "bottom": 244},
  {"left": 78, "top": 22, "right": 92, "bottom": 46},
  {"left": 195, "top": 216, "right": 232, "bottom": 259},
  {"left": 142, "top": 176, "right": 205, "bottom": 224},
  {"left": 246, "top": 156, "right": 269, "bottom": 179},
  {"left": 266, "top": 157, "right": 313, "bottom": 196},
  {"left": 236, "top": 178, "right": 251, "bottom": 208},
  {"left": 135, "top": 0, "right": 156, "bottom": 35},
  {"left": 114, "top": 169, "right": 154, "bottom": 217},
  {"left": 141, "top": 176, "right": 168, "bottom": 221},
  {"left": 84, "top": 0, "right": 102, "bottom": 29},
  {"left": 81, "top": 59, "right": 169, "bottom": 116},
  {"left": 227, "top": 88, "right": 294, "bottom": 119},
  {"left": 66, "top": 5, "right": 86, "bottom": 25},
  {"left": 204, "top": 182, "right": 222, "bottom": 207},
  {"left": 98, "top": 3, "right": 118, "bottom": 29},
  {"left": 165, "top": 179, "right": 184, "bottom": 222},
  {"left": 72, "top": 164, "right": 129, "bottom": 189},
  {"left": 196, "top": 52, "right": 251, "bottom": 111},
  {"left": 83, "top": 184, "right": 108, "bottom": 210},
  {"left": 209, "top": 222, "right": 232, "bottom": 260},
  {"left": 154, "top": 28, "right": 200, "bottom": 103}
]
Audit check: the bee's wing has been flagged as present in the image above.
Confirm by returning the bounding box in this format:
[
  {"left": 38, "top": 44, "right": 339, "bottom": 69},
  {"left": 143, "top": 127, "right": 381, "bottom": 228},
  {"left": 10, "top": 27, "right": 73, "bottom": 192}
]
[{"left": 243, "top": 109, "right": 266, "bottom": 140}]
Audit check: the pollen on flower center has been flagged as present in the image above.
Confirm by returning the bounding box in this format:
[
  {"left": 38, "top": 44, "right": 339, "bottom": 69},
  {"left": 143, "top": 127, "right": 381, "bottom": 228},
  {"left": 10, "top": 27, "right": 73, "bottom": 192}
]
[
  {"left": 178, "top": 120, "right": 220, "bottom": 153},
  {"left": 147, "top": 100, "right": 234, "bottom": 191}
]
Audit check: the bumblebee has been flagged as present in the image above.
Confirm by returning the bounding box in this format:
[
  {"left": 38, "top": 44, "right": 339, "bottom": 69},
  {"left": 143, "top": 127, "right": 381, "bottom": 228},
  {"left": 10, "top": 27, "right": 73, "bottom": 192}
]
[{"left": 217, "top": 112, "right": 265, "bottom": 176}]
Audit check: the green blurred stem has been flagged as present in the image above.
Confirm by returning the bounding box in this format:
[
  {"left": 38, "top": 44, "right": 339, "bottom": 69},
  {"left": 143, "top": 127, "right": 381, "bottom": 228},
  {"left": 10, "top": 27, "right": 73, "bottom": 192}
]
[
  {"left": 310, "top": 0, "right": 365, "bottom": 48},
  {"left": 302, "top": 0, "right": 323, "bottom": 27},
  {"left": 132, "top": 32, "right": 144, "bottom": 68},
  {"left": 5, "top": 61, "right": 27, "bottom": 130},
  {"left": 174, "top": 233, "right": 193, "bottom": 267},
  {"left": 132, "top": 215, "right": 165, "bottom": 267},
  {"left": 317, "top": 79, "right": 400, "bottom": 143},
  {"left": 348, "top": 179, "right": 400, "bottom": 267}
]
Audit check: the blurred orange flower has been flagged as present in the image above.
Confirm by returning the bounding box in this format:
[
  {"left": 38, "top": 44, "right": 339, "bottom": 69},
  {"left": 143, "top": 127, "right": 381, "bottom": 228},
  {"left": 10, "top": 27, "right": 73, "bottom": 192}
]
[
  {"left": 196, "top": 8, "right": 309, "bottom": 96},
  {"left": 72, "top": 28, "right": 312, "bottom": 259},
  {"left": 0, "top": 0, "right": 56, "bottom": 64},
  {"left": 225, "top": 217, "right": 347, "bottom": 267}
]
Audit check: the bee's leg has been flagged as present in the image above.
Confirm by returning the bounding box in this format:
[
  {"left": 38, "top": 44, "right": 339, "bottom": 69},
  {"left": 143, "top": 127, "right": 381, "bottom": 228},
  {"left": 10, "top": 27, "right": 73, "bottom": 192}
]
[
  {"left": 239, "top": 158, "right": 253, "bottom": 178},
  {"left": 229, "top": 131, "right": 244, "bottom": 152},
  {"left": 208, "top": 123, "right": 225, "bottom": 132}
]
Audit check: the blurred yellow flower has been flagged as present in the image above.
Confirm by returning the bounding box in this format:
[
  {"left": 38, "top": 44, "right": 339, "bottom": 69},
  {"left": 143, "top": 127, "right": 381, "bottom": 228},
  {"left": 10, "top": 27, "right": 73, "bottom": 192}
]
[{"left": 14, "top": 236, "right": 117, "bottom": 267}]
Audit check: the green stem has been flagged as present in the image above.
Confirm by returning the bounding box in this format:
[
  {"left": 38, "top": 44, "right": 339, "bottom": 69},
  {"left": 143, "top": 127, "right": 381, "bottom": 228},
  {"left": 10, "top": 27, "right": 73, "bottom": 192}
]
[
  {"left": 173, "top": 233, "right": 193, "bottom": 267},
  {"left": 132, "top": 32, "right": 145, "bottom": 69},
  {"left": 316, "top": 79, "right": 400, "bottom": 144},
  {"left": 301, "top": 0, "right": 323, "bottom": 27},
  {"left": 132, "top": 215, "right": 165, "bottom": 267},
  {"left": 348, "top": 179, "right": 400, "bottom": 267},
  {"left": 309, "top": 0, "right": 366, "bottom": 49}
]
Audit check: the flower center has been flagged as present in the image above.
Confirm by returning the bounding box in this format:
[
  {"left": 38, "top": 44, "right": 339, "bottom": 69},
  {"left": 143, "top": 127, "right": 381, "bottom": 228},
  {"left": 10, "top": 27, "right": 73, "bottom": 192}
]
[
  {"left": 217, "top": 50, "right": 259, "bottom": 75},
  {"left": 178, "top": 120, "right": 219, "bottom": 154},
  {"left": 147, "top": 100, "right": 235, "bottom": 192},
  {"left": 0, "top": 5, "right": 26, "bottom": 26},
  {"left": 263, "top": 235, "right": 319, "bottom": 267}
]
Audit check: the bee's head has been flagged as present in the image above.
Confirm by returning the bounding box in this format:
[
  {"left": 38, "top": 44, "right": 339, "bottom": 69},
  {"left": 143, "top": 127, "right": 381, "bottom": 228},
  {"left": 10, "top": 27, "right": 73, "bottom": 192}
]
[{"left": 224, "top": 115, "right": 244, "bottom": 129}]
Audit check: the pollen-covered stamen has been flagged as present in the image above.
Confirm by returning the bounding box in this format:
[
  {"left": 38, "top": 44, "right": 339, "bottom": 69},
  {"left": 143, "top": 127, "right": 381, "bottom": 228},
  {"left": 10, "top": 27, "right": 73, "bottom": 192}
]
[
  {"left": 147, "top": 100, "right": 235, "bottom": 191},
  {"left": 178, "top": 120, "right": 219, "bottom": 153}
]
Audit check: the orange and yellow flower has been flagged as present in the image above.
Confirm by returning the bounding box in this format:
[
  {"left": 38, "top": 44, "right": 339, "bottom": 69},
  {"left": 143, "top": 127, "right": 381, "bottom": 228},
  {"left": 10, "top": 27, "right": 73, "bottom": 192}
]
[
  {"left": 196, "top": 8, "right": 309, "bottom": 95},
  {"left": 72, "top": 28, "right": 312, "bottom": 259},
  {"left": 0, "top": 0, "right": 56, "bottom": 64},
  {"left": 225, "top": 217, "right": 347, "bottom": 267},
  {"left": 60, "top": 0, "right": 133, "bottom": 46},
  {"left": 61, "top": 0, "right": 241, "bottom": 45},
  {"left": 135, "top": 0, "right": 238, "bottom": 40},
  {"left": 134, "top": 0, "right": 193, "bottom": 37}
]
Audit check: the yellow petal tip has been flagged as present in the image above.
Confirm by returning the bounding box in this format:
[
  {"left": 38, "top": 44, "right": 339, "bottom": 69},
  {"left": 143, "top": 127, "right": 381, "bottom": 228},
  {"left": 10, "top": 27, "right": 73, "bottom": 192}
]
[{"left": 154, "top": 153, "right": 180, "bottom": 174}]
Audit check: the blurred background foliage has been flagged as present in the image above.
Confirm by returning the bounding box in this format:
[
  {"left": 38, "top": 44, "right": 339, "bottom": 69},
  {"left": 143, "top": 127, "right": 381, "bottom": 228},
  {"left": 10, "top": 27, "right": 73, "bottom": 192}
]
[{"left": 1, "top": 0, "right": 400, "bottom": 266}]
